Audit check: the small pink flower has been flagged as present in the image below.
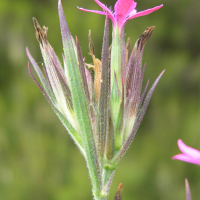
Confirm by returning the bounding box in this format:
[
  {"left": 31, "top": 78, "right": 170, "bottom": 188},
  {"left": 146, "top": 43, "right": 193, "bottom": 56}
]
[
  {"left": 78, "top": 0, "right": 163, "bottom": 32},
  {"left": 172, "top": 139, "right": 200, "bottom": 166}
]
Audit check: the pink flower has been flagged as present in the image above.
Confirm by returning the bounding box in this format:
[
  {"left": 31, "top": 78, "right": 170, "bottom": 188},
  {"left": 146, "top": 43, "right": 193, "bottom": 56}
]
[
  {"left": 172, "top": 139, "right": 200, "bottom": 166},
  {"left": 78, "top": 0, "right": 163, "bottom": 32}
]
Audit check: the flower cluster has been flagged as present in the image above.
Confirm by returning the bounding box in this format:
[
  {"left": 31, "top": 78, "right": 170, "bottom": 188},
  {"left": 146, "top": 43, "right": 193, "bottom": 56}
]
[{"left": 27, "top": 0, "right": 163, "bottom": 199}]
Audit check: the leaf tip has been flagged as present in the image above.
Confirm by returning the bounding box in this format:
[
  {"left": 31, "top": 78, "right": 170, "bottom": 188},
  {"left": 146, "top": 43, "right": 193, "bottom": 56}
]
[
  {"left": 137, "top": 26, "right": 155, "bottom": 50},
  {"left": 58, "top": 0, "right": 62, "bottom": 7},
  {"left": 114, "top": 183, "right": 123, "bottom": 200},
  {"left": 185, "top": 178, "right": 191, "bottom": 200},
  {"left": 32, "top": 17, "right": 48, "bottom": 46}
]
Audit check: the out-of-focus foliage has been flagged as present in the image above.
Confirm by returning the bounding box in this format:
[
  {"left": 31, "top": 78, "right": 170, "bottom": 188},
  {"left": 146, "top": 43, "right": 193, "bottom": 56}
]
[{"left": 0, "top": 0, "right": 200, "bottom": 199}]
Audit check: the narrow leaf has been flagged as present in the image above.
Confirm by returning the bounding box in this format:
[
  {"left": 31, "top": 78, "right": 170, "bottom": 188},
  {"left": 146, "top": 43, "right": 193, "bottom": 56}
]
[
  {"left": 28, "top": 62, "right": 84, "bottom": 154},
  {"left": 26, "top": 47, "right": 55, "bottom": 104},
  {"left": 32, "top": 17, "right": 75, "bottom": 126},
  {"left": 76, "top": 36, "right": 90, "bottom": 104},
  {"left": 126, "top": 27, "right": 155, "bottom": 99},
  {"left": 76, "top": 37, "right": 98, "bottom": 148},
  {"left": 98, "top": 14, "right": 110, "bottom": 158},
  {"left": 48, "top": 44, "right": 72, "bottom": 107},
  {"left": 112, "top": 70, "right": 165, "bottom": 164},
  {"left": 139, "top": 79, "right": 149, "bottom": 109},
  {"left": 130, "top": 64, "right": 146, "bottom": 113},
  {"left": 58, "top": 0, "right": 101, "bottom": 194}
]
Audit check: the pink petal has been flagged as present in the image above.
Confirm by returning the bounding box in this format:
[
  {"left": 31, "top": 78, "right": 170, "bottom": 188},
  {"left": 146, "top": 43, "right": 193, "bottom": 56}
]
[
  {"left": 114, "top": 0, "right": 137, "bottom": 30},
  {"left": 177, "top": 139, "right": 200, "bottom": 159},
  {"left": 126, "top": 4, "right": 163, "bottom": 20},
  {"left": 93, "top": 0, "right": 116, "bottom": 23},
  {"left": 172, "top": 154, "right": 200, "bottom": 166},
  {"left": 78, "top": 0, "right": 116, "bottom": 25},
  {"left": 78, "top": 1, "right": 163, "bottom": 33},
  {"left": 77, "top": 7, "right": 106, "bottom": 16},
  {"left": 114, "top": 0, "right": 137, "bottom": 23}
]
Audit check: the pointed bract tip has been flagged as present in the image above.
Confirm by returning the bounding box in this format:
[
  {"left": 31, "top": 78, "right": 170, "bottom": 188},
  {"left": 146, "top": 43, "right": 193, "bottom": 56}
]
[
  {"left": 58, "top": 0, "right": 63, "bottom": 11},
  {"left": 185, "top": 179, "right": 191, "bottom": 200},
  {"left": 161, "top": 69, "right": 165, "bottom": 74},
  {"left": 155, "top": 70, "right": 165, "bottom": 83},
  {"left": 114, "top": 183, "right": 123, "bottom": 200},
  {"left": 25, "top": 47, "right": 29, "bottom": 54},
  {"left": 117, "top": 183, "right": 123, "bottom": 191},
  {"left": 32, "top": 17, "right": 48, "bottom": 46},
  {"left": 75, "top": 36, "right": 79, "bottom": 45},
  {"left": 26, "top": 47, "right": 33, "bottom": 61},
  {"left": 156, "top": 70, "right": 165, "bottom": 80},
  {"left": 137, "top": 26, "right": 155, "bottom": 51},
  {"left": 142, "top": 26, "right": 155, "bottom": 40}
]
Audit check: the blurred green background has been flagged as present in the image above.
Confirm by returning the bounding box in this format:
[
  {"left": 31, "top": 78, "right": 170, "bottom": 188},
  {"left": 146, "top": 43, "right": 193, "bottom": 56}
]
[{"left": 0, "top": 0, "right": 200, "bottom": 199}]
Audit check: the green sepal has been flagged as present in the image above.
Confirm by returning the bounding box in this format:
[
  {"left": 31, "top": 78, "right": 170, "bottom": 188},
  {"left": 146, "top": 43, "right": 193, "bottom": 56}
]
[
  {"left": 110, "top": 26, "right": 122, "bottom": 126},
  {"left": 114, "top": 100, "right": 124, "bottom": 151},
  {"left": 110, "top": 26, "right": 122, "bottom": 91}
]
